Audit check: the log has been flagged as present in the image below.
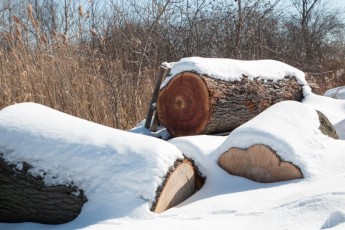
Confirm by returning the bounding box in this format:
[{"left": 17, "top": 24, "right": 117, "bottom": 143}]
[
  {"left": 0, "top": 155, "right": 204, "bottom": 221},
  {"left": 151, "top": 158, "right": 205, "bottom": 213},
  {"left": 218, "top": 144, "right": 303, "bottom": 183},
  {"left": 157, "top": 72, "right": 303, "bottom": 137},
  {"left": 217, "top": 108, "right": 338, "bottom": 183},
  {"left": 0, "top": 156, "right": 87, "bottom": 224}
]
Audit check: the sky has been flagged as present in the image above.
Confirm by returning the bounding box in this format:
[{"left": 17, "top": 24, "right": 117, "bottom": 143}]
[{"left": 332, "top": 0, "right": 345, "bottom": 8}]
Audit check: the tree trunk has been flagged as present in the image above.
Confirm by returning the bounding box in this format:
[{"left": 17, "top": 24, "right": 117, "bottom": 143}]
[
  {"left": 157, "top": 72, "right": 303, "bottom": 137},
  {"left": 0, "top": 157, "right": 87, "bottom": 225}
]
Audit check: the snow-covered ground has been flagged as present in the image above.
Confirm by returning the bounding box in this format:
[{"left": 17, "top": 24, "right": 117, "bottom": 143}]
[{"left": 0, "top": 57, "right": 345, "bottom": 230}]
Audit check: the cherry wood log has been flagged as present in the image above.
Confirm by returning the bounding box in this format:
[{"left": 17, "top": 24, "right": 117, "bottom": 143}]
[
  {"left": 218, "top": 144, "right": 303, "bottom": 183},
  {"left": 0, "top": 156, "right": 87, "bottom": 224},
  {"left": 157, "top": 72, "right": 303, "bottom": 137},
  {"left": 151, "top": 158, "right": 205, "bottom": 213}
]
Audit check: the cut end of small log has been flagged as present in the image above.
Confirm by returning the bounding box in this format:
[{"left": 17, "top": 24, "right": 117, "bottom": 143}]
[
  {"left": 317, "top": 110, "right": 339, "bottom": 139},
  {"left": 0, "top": 156, "right": 87, "bottom": 224},
  {"left": 151, "top": 158, "right": 205, "bottom": 213},
  {"left": 218, "top": 144, "right": 303, "bottom": 183},
  {"left": 157, "top": 72, "right": 211, "bottom": 137}
]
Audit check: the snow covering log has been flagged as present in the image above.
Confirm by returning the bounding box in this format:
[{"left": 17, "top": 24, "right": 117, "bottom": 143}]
[
  {"left": 218, "top": 144, "right": 303, "bottom": 183},
  {"left": 151, "top": 158, "right": 204, "bottom": 213},
  {"left": 157, "top": 72, "right": 303, "bottom": 137},
  {"left": 0, "top": 102, "right": 207, "bottom": 223},
  {"left": 0, "top": 157, "right": 87, "bottom": 224},
  {"left": 217, "top": 102, "right": 339, "bottom": 183}
]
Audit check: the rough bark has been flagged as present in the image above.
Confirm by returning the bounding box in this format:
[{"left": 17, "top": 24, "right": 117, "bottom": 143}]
[
  {"left": 151, "top": 158, "right": 205, "bottom": 213},
  {"left": 0, "top": 156, "right": 87, "bottom": 225},
  {"left": 218, "top": 144, "right": 303, "bottom": 183},
  {"left": 157, "top": 72, "right": 303, "bottom": 137}
]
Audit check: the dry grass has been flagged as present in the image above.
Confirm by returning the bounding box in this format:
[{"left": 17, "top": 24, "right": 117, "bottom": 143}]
[{"left": 0, "top": 39, "right": 155, "bottom": 130}]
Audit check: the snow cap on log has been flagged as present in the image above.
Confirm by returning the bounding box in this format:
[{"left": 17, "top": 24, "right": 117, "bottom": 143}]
[
  {"left": 0, "top": 103, "right": 203, "bottom": 223},
  {"left": 216, "top": 101, "right": 338, "bottom": 180},
  {"left": 161, "top": 57, "right": 308, "bottom": 88}
]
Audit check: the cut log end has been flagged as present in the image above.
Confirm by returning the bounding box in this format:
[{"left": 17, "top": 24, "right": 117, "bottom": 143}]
[
  {"left": 218, "top": 144, "right": 303, "bottom": 183},
  {"left": 151, "top": 158, "right": 205, "bottom": 213},
  {"left": 317, "top": 110, "right": 339, "bottom": 139},
  {"left": 157, "top": 72, "right": 211, "bottom": 137}
]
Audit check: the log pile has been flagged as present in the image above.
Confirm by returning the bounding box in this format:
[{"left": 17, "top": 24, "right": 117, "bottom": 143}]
[{"left": 157, "top": 72, "right": 303, "bottom": 137}]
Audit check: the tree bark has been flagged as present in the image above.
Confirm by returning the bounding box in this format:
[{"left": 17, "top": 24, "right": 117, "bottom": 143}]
[
  {"left": 157, "top": 72, "right": 303, "bottom": 137},
  {"left": 0, "top": 157, "right": 87, "bottom": 225}
]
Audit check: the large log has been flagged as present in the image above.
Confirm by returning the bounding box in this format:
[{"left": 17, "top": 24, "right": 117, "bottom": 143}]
[
  {"left": 0, "top": 155, "right": 205, "bottom": 222},
  {"left": 157, "top": 72, "right": 303, "bottom": 137},
  {"left": 0, "top": 156, "right": 87, "bottom": 224}
]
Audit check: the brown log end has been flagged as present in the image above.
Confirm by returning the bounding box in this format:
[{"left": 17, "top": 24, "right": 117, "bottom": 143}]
[
  {"left": 317, "top": 110, "right": 339, "bottom": 139},
  {"left": 157, "top": 72, "right": 210, "bottom": 137},
  {"left": 151, "top": 158, "right": 205, "bottom": 213},
  {"left": 0, "top": 156, "right": 87, "bottom": 224},
  {"left": 218, "top": 144, "right": 303, "bottom": 183}
]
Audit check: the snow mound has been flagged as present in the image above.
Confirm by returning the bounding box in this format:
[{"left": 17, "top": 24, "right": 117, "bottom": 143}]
[
  {"left": 161, "top": 57, "right": 307, "bottom": 88},
  {"left": 0, "top": 102, "right": 183, "bottom": 225},
  {"left": 214, "top": 100, "right": 332, "bottom": 178},
  {"left": 324, "top": 86, "right": 345, "bottom": 100},
  {"left": 321, "top": 210, "right": 345, "bottom": 229}
]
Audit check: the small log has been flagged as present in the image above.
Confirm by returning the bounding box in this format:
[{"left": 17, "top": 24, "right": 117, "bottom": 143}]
[
  {"left": 0, "top": 157, "right": 87, "bottom": 224},
  {"left": 151, "top": 158, "right": 205, "bottom": 213},
  {"left": 218, "top": 144, "right": 303, "bottom": 183},
  {"left": 157, "top": 72, "right": 303, "bottom": 137}
]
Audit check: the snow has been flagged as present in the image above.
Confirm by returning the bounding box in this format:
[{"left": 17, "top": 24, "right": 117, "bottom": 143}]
[
  {"left": 321, "top": 210, "right": 345, "bottom": 229},
  {"left": 324, "top": 86, "right": 345, "bottom": 100},
  {"left": 161, "top": 57, "right": 308, "bottom": 88}
]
